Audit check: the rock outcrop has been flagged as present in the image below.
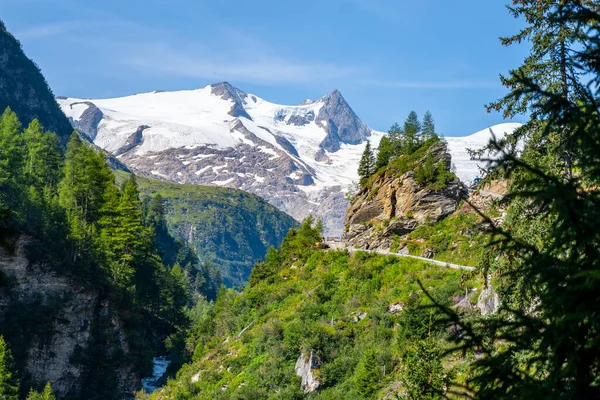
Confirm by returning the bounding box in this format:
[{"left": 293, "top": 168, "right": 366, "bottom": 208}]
[
  {"left": 0, "top": 232, "right": 138, "bottom": 398},
  {"left": 477, "top": 279, "right": 500, "bottom": 316},
  {"left": 345, "top": 142, "right": 467, "bottom": 250},
  {"left": 294, "top": 351, "right": 321, "bottom": 393}
]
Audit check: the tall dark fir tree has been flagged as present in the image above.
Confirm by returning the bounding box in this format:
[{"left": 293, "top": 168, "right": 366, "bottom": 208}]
[{"left": 358, "top": 140, "right": 376, "bottom": 181}]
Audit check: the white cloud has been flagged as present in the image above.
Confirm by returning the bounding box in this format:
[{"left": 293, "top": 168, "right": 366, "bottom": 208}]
[{"left": 121, "top": 41, "right": 360, "bottom": 85}]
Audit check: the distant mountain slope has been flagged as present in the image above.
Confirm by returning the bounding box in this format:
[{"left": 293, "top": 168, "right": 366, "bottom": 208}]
[
  {"left": 0, "top": 19, "right": 72, "bottom": 142},
  {"left": 58, "top": 83, "right": 383, "bottom": 236},
  {"left": 58, "top": 82, "right": 521, "bottom": 235},
  {"left": 115, "top": 171, "right": 298, "bottom": 287},
  {"left": 445, "top": 122, "right": 522, "bottom": 185}
]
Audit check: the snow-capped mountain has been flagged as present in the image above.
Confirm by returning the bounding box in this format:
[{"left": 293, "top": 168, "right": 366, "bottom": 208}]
[
  {"left": 57, "top": 82, "right": 520, "bottom": 235},
  {"left": 58, "top": 82, "right": 383, "bottom": 235},
  {"left": 445, "top": 122, "right": 523, "bottom": 185}
]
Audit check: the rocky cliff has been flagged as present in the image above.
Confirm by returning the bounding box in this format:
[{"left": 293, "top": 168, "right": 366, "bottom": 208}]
[
  {"left": 0, "top": 19, "right": 73, "bottom": 143},
  {"left": 345, "top": 141, "right": 467, "bottom": 251},
  {"left": 0, "top": 231, "right": 138, "bottom": 398}
]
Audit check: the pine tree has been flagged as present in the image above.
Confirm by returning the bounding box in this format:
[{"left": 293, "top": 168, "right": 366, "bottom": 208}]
[
  {"left": 358, "top": 140, "right": 376, "bottom": 181},
  {"left": 26, "top": 383, "right": 56, "bottom": 400},
  {"left": 355, "top": 349, "right": 380, "bottom": 398},
  {"left": 0, "top": 336, "right": 19, "bottom": 400},
  {"left": 59, "top": 133, "right": 114, "bottom": 261},
  {"left": 21, "top": 119, "right": 62, "bottom": 234},
  {"left": 375, "top": 136, "right": 393, "bottom": 170},
  {"left": 435, "top": 3, "right": 600, "bottom": 398},
  {"left": 0, "top": 108, "right": 24, "bottom": 218},
  {"left": 402, "top": 111, "right": 422, "bottom": 153},
  {"left": 422, "top": 111, "right": 436, "bottom": 140},
  {"left": 23, "top": 119, "right": 62, "bottom": 192},
  {"left": 486, "top": 1, "right": 588, "bottom": 179}
]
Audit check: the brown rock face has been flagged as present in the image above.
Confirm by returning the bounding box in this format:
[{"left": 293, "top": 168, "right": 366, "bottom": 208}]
[{"left": 344, "top": 142, "right": 467, "bottom": 250}]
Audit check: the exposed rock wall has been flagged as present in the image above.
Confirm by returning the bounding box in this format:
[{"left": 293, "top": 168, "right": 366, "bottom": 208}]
[
  {"left": 0, "top": 232, "right": 138, "bottom": 398},
  {"left": 294, "top": 351, "right": 321, "bottom": 393},
  {"left": 345, "top": 142, "right": 467, "bottom": 250}
]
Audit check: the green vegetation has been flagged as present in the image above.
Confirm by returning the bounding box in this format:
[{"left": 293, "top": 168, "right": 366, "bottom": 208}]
[
  {"left": 359, "top": 111, "right": 455, "bottom": 193},
  {"left": 0, "top": 335, "right": 19, "bottom": 400},
  {"left": 0, "top": 109, "right": 197, "bottom": 398},
  {"left": 371, "top": 110, "right": 439, "bottom": 176},
  {"left": 401, "top": 212, "right": 489, "bottom": 266},
  {"left": 26, "top": 383, "right": 56, "bottom": 400},
  {"left": 435, "top": 2, "right": 600, "bottom": 398},
  {"left": 114, "top": 171, "right": 297, "bottom": 287},
  {"left": 367, "top": 135, "right": 455, "bottom": 192},
  {"left": 145, "top": 218, "right": 478, "bottom": 399},
  {"left": 358, "top": 140, "right": 376, "bottom": 182}
]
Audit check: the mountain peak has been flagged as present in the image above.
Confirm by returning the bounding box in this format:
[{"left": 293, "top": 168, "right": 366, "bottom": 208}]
[
  {"left": 321, "top": 89, "right": 346, "bottom": 103},
  {"left": 209, "top": 82, "right": 252, "bottom": 120},
  {"left": 210, "top": 82, "right": 248, "bottom": 103},
  {"left": 315, "top": 89, "right": 371, "bottom": 152}
]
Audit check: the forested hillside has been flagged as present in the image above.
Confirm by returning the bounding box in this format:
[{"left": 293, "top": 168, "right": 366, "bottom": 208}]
[
  {"left": 143, "top": 218, "right": 482, "bottom": 399},
  {"left": 0, "top": 108, "right": 199, "bottom": 399},
  {"left": 114, "top": 172, "right": 298, "bottom": 288}
]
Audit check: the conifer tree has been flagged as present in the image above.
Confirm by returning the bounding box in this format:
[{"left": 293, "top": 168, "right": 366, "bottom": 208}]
[
  {"left": 376, "top": 136, "right": 393, "bottom": 170},
  {"left": 487, "top": 0, "right": 588, "bottom": 179},
  {"left": 355, "top": 349, "right": 380, "bottom": 397},
  {"left": 26, "top": 383, "right": 56, "bottom": 400},
  {"left": 435, "top": 3, "right": 600, "bottom": 398},
  {"left": 422, "top": 111, "right": 436, "bottom": 140},
  {"left": 0, "top": 336, "right": 19, "bottom": 400},
  {"left": 358, "top": 140, "right": 376, "bottom": 181},
  {"left": 0, "top": 108, "right": 24, "bottom": 217},
  {"left": 59, "top": 134, "right": 114, "bottom": 259},
  {"left": 402, "top": 111, "right": 422, "bottom": 153},
  {"left": 23, "top": 119, "right": 62, "bottom": 192},
  {"left": 21, "top": 120, "right": 62, "bottom": 233},
  {"left": 401, "top": 333, "right": 447, "bottom": 399}
]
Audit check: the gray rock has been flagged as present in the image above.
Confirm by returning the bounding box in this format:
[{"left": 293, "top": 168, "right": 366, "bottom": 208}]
[
  {"left": 350, "top": 310, "right": 368, "bottom": 322},
  {"left": 477, "top": 282, "right": 500, "bottom": 316},
  {"left": 288, "top": 111, "right": 315, "bottom": 126},
  {"left": 344, "top": 142, "right": 467, "bottom": 251},
  {"left": 68, "top": 101, "right": 104, "bottom": 141},
  {"left": 316, "top": 89, "right": 371, "bottom": 152},
  {"left": 113, "top": 125, "right": 148, "bottom": 156},
  {"left": 210, "top": 82, "right": 253, "bottom": 120},
  {"left": 295, "top": 351, "right": 321, "bottom": 393},
  {"left": 387, "top": 302, "right": 404, "bottom": 313},
  {"left": 0, "top": 234, "right": 138, "bottom": 398}
]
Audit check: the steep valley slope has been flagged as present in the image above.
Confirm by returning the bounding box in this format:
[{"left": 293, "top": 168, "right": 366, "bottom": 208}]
[{"left": 115, "top": 171, "right": 297, "bottom": 287}]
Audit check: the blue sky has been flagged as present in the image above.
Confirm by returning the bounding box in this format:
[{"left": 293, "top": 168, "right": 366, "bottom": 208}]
[{"left": 1, "top": 0, "right": 528, "bottom": 135}]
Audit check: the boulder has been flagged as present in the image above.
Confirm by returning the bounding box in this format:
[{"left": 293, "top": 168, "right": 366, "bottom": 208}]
[{"left": 477, "top": 283, "right": 500, "bottom": 316}]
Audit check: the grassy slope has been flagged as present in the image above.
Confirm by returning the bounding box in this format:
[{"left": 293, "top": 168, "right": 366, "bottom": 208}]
[
  {"left": 115, "top": 171, "right": 298, "bottom": 287},
  {"left": 146, "top": 249, "right": 481, "bottom": 399}
]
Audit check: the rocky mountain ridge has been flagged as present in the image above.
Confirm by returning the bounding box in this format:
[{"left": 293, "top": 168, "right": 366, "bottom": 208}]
[
  {"left": 57, "top": 83, "right": 383, "bottom": 236},
  {"left": 345, "top": 140, "right": 467, "bottom": 251},
  {"left": 58, "top": 84, "right": 521, "bottom": 235},
  {"left": 0, "top": 19, "right": 73, "bottom": 143}
]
